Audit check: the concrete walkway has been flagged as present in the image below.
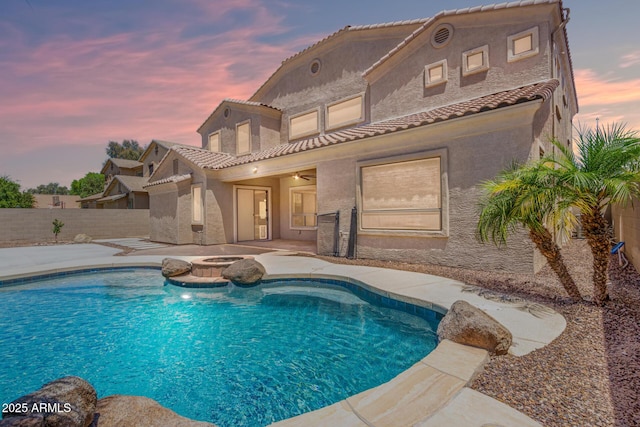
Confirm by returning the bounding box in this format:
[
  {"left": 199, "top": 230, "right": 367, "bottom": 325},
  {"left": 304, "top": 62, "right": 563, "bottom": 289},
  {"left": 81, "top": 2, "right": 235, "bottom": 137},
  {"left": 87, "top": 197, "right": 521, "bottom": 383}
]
[{"left": 0, "top": 244, "right": 563, "bottom": 426}]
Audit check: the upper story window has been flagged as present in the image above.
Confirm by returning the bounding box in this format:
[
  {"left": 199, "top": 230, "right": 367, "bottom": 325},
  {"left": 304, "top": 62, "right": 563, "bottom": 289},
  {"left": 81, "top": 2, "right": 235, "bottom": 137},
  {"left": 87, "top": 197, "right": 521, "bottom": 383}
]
[
  {"left": 462, "top": 45, "right": 489, "bottom": 76},
  {"left": 289, "top": 109, "right": 319, "bottom": 140},
  {"left": 236, "top": 121, "right": 251, "bottom": 155},
  {"left": 148, "top": 163, "right": 154, "bottom": 176},
  {"left": 326, "top": 94, "right": 364, "bottom": 131},
  {"left": 425, "top": 59, "right": 448, "bottom": 88},
  {"left": 507, "top": 26, "right": 539, "bottom": 62},
  {"left": 207, "top": 131, "right": 220, "bottom": 152}
]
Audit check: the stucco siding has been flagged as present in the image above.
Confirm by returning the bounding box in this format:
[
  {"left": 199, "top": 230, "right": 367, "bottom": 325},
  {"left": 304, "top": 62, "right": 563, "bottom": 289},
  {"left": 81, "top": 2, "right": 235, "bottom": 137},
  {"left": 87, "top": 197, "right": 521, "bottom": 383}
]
[
  {"left": 310, "top": 111, "right": 540, "bottom": 272},
  {"left": 370, "top": 13, "right": 553, "bottom": 123},
  {"left": 149, "top": 188, "right": 180, "bottom": 244},
  {"left": 613, "top": 200, "right": 640, "bottom": 272}
]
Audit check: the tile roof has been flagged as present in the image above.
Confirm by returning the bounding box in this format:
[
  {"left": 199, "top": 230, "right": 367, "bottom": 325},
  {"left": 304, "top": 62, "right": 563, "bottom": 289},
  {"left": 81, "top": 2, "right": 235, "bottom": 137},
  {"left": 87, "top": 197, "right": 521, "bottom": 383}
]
[
  {"left": 112, "top": 175, "right": 149, "bottom": 193},
  {"left": 77, "top": 192, "right": 104, "bottom": 202},
  {"left": 170, "top": 80, "right": 558, "bottom": 171},
  {"left": 97, "top": 193, "right": 128, "bottom": 203},
  {"left": 364, "top": 0, "right": 564, "bottom": 77},
  {"left": 105, "top": 158, "right": 143, "bottom": 169},
  {"left": 145, "top": 80, "right": 557, "bottom": 185},
  {"left": 279, "top": 19, "right": 429, "bottom": 67},
  {"left": 151, "top": 140, "right": 190, "bottom": 150},
  {"left": 144, "top": 173, "right": 192, "bottom": 189},
  {"left": 249, "top": 19, "right": 428, "bottom": 102},
  {"left": 172, "top": 146, "right": 235, "bottom": 169}
]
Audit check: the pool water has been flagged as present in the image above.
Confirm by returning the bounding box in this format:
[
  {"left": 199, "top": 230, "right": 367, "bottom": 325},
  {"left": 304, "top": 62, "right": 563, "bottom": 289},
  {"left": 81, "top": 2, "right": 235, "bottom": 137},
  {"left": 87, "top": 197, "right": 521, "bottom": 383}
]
[{"left": 0, "top": 270, "right": 439, "bottom": 426}]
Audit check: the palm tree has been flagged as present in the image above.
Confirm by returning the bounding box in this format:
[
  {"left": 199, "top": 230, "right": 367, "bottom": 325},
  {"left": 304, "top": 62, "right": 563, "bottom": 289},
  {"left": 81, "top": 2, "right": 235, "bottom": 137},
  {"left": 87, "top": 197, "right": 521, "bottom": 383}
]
[
  {"left": 547, "top": 123, "right": 640, "bottom": 305},
  {"left": 477, "top": 162, "right": 582, "bottom": 302}
]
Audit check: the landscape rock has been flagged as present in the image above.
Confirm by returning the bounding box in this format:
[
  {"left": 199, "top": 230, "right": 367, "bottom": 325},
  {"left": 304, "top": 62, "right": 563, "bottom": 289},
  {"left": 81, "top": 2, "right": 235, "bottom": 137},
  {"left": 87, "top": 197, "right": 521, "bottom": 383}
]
[
  {"left": 0, "top": 416, "right": 44, "bottom": 427},
  {"left": 73, "top": 234, "right": 92, "bottom": 243},
  {"left": 161, "top": 258, "right": 192, "bottom": 278},
  {"left": 1, "top": 376, "right": 97, "bottom": 427},
  {"left": 94, "top": 395, "right": 216, "bottom": 427},
  {"left": 222, "top": 259, "right": 265, "bottom": 285},
  {"left": 437, "top": 300, "right": 512, "bottom": 355}
]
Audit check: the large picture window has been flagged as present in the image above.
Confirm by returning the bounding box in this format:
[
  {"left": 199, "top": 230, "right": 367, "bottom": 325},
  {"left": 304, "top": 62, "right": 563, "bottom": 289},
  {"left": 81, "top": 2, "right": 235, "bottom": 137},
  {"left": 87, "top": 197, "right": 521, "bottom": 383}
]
[
  {"left": 290, "top": 186, "right": 317, "bottom": 229},
  {"left": 361, "top": 157, "right": 441, "bottom": 230}
]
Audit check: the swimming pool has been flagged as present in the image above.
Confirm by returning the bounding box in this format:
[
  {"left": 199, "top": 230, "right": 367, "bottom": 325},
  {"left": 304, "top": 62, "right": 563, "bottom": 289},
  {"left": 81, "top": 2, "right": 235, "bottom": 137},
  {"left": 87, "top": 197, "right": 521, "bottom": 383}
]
[{"left": 0, "top": 269, "right": 439, "bottom": 426}]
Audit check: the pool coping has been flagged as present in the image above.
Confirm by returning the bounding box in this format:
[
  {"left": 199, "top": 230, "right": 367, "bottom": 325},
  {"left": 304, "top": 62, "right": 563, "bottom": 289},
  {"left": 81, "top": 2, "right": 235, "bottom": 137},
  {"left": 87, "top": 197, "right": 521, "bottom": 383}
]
[{"left": 0, "top": 248, "right": 557, "bottom": 426}]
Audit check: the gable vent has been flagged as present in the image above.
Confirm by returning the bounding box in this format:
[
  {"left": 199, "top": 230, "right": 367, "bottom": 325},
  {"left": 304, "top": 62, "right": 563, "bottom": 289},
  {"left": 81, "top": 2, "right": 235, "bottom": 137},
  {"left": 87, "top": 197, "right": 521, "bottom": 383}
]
[{"left": 431, "top": 24, "right": 453, "bottom": 48}]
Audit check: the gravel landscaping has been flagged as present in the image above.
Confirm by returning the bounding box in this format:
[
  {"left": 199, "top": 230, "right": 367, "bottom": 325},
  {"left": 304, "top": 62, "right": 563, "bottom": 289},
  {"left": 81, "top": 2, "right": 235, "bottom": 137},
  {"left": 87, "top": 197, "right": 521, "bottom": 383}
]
[{"left": 317, "top": 239, "right": 640, "bottom": 427}]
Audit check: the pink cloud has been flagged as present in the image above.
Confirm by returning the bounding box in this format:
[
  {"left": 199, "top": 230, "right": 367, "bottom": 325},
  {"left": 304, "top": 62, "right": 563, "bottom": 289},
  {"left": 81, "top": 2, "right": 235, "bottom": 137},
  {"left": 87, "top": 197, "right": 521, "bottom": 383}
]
[
  {"left": 0, "top": 2, "right": 323, "bottom": 159},
  {"left": 572, "top": 68, "right": 640, "bottom": 131},
  {"left": 620, "top": 51, "right": 640, "bottom": 69},
  {"left": 574, "top": 69, "right": 640, "bottom": 106}
]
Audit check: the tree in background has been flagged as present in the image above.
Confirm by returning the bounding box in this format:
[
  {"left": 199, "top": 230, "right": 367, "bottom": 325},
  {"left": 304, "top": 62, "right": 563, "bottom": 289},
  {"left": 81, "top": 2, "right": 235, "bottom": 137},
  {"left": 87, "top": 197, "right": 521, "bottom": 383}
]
[
  {"left": 106, "top": 140, "right": 145, "bottom": 161},
  {"left": 27, "top": 182, "right": 70, "bottom": 195},
  {"left": 70, "top": 172, "right": 105, "bottom": 198},
  {"left": 0, "top": 176, "right": 35, "bottom": 208}
]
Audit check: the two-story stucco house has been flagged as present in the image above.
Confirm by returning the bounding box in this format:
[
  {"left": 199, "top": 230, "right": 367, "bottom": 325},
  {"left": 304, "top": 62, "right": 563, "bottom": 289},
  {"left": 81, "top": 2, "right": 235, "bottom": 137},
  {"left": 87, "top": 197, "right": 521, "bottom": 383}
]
[
  {"left": 80, "top": 140, "right": 184, "bottom": 209},
  {"left": 145, "top": 0, "right": 577, "bottom": 273}
]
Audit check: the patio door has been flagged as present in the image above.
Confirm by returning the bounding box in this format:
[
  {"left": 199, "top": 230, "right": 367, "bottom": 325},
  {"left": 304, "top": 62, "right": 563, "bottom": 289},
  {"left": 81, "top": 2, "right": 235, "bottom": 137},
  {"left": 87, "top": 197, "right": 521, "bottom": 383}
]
[{"left": 236, "top": 187, "right": 270, "bottom": 241}]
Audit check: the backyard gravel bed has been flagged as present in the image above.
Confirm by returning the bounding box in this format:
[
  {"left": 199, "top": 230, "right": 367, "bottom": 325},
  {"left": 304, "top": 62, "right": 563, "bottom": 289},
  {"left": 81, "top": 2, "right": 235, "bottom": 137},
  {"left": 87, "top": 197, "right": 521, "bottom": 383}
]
[{"left": 316, "top": 239, "right": 639, "bottom": 427}]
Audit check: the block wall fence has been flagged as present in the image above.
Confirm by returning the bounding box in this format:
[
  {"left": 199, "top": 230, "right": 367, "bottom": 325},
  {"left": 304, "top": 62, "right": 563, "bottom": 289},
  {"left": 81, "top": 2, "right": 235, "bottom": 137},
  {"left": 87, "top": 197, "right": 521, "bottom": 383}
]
[
  {"left": 612, "top": 201, "right": 640, "bottom": 272},
  {"left": 0, "top": 209, "right": 150, "bottom": 243}
]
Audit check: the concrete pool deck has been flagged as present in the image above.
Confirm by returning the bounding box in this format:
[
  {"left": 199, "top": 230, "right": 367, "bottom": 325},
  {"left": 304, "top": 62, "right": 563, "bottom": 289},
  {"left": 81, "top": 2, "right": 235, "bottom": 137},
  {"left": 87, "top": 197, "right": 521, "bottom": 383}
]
[{"left": 0, "top": 243, "right": 562, "bottom": 426}]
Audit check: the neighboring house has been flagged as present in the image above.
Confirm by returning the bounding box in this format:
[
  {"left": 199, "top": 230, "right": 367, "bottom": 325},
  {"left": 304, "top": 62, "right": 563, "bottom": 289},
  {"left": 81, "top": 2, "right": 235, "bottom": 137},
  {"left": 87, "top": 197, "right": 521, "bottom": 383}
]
[
  {"left": 81, "top": 140, "right": 184, "bottom": 209},
  {"left": 98, "top": 175, "right": 150, "bottom": 209},
  {"left": 101, "top": 158, "right": 144, "bottom": 183},
  {"left": 32, "top": 194, "right": 81, "bottom": 209},
  {"left": 145, "top": 0, "right": 577, "bottom": 273},
  {"left": 139, "top": 140, "right": 187, "bottom": 178},
  {"left": 78, "top": 192, "right": 103, "bottom": 209}
]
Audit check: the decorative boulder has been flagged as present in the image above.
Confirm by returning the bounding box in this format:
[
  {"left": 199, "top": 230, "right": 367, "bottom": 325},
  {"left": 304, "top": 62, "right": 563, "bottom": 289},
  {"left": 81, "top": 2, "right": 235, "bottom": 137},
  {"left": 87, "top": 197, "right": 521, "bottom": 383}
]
[
  {"left": 222, "top": 259, "right": 265, "bottom": 285},
  {"left": 1, "top": 376, "right": 97, "bottom": 427},
  {"left": 161, "top": 258, "right": 192, "bottom": 278},
  {"left": 437, "top": 300, "right": 512, "bottom": 356},
  {"left": 95, "top": 395, "right": 216, "bottom": 427},
  {"left": 73, "top": 234, "right": 92, "bottom": 244}
]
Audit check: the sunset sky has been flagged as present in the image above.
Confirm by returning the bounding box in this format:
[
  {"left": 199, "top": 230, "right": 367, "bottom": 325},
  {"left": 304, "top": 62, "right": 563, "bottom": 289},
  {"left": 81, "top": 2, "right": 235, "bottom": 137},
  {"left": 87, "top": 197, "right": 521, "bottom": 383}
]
[{"left": 1, "top": 0, "right": 639, "bottom": 190}]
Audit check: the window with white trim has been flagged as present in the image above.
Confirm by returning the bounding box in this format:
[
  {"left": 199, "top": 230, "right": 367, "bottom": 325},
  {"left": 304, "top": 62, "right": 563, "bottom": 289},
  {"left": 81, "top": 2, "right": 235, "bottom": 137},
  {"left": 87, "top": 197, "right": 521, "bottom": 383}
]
[
  {"left": 236, "top": 121, "right": 251, "bottom": 155},
  {"left": 207, "top": 132, "right": 220, "bottom": 152},
  {"left": 289, "top": 110, "right": 319, "bottom": 140},
  {"left": 191, "top": 184, "right": 203, "bottom": 225},
  {"left": 326, "top": 94, "right": 364, "bottom": 130},
  {"left": 462, "top": 45, "right": 489, "bottom": 76},
  {"left": 361, "top": 157, "right": 441, "bottom": 231},
  {"left": 290, "top": 186, "right": 317, "bottom": 229},
  {"left": 425, "top": 59, "right": 448, "bottom": 87},
  {"left": 507, "top": 27, "right": 539, "bottom": 62}
]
